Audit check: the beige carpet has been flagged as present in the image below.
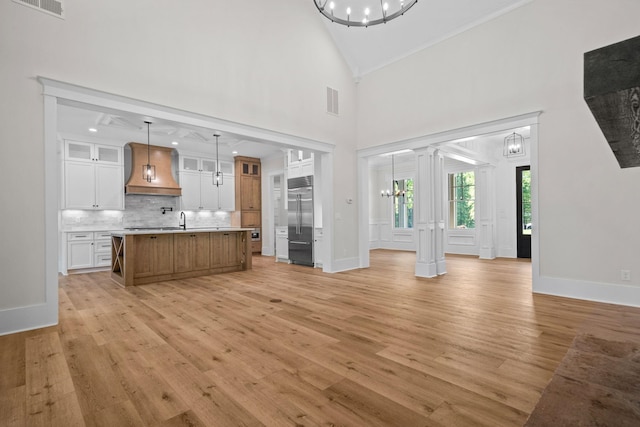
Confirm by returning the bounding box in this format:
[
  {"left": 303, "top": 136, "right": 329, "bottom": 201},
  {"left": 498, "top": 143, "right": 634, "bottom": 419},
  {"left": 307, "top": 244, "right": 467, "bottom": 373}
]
[{"left": 525, "top": 332, "right": 640, "bottom": 426}]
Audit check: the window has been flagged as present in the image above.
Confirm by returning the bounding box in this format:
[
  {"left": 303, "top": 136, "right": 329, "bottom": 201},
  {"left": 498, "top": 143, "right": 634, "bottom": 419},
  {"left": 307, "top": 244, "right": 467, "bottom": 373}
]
[
  {"left": 448, "top": 171, "right": 475, "bottom": 229},
  {"left": 394, "top": 178, "right": 414, "bottom": 228}
]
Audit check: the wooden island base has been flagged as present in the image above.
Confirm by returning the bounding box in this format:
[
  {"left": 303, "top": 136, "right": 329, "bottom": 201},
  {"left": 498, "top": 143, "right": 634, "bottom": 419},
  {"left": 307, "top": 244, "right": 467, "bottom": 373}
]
[{"left": 110, "top": 229, "right": 252, "bottom": 287}]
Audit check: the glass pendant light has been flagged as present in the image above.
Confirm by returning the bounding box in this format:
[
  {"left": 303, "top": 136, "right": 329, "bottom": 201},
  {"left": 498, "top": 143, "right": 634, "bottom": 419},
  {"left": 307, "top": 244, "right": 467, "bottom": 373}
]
[
  {"left": 213, "top": 132, "right": 223, "bottom": 187},
  {"left": 142, "top": 120, "right": 156, "bottom": 182}
]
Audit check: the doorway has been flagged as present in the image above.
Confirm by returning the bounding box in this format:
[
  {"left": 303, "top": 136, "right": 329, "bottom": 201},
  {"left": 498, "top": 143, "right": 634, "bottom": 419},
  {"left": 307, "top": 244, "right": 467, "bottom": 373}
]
[{"left": 516, "top": 165, "right": 531, "bottom": 258}]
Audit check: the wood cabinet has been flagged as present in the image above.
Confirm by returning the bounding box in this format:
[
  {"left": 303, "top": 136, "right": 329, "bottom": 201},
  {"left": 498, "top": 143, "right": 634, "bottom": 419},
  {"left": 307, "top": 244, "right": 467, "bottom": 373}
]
[
  {"left": 63, "top": 140, "right": 123, "bottom": 210},
  {"left": 111, "top": 230, "right": 251, "bottom": 287},
  {"left": 174, "top": 233, "right": 210, "bottom": 273},
  {"left": 235, "top": 156, "right": 262, "bottom": 253},
  {"left": 132, "top": 234, "right": 174, "bottom": 279},
  {"left": 211, "top": 232, "right": 243, "bottom": 268},
  {"left": 240, "top": 176, "right": 261, "bottom": 210}
]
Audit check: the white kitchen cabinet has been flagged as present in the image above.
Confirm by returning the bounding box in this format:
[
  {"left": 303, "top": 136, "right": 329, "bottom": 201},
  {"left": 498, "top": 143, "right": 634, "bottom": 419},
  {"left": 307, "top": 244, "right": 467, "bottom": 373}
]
[
  {"left": 67, "top": 232, "right": 94, "bottom": 270},
  {"left": 63, "top": 140, "right": 123, "bottom": 210},
  {"left": 66, "top": 231, "right": 114, "bottom": 271},
  {"left": 93, "top": 232, "right": 113, "bottom": 267},
  {"left": 275, "top": 226, "right": 288, "bottom": 262},
  {"left": 64, "top": 162, "right": 123, "bottom": 210},
  {"left": 180, "top": 171, "right": 216, "bottom": 210},
  {"left": 180, "top": 170, "right": 235, "bottom": 211},
  {"left": 67, "top": 241, "right": 94, "bottom": 269},
  {"left": 287, "top": 150, "right": 314, "bottom": 179}
]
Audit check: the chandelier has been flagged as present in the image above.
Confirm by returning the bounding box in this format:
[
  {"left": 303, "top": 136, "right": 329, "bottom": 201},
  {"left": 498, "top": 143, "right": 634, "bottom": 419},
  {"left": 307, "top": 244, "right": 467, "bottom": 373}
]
[
  {"left": 503, "top": 132, "right": 525, "bottom": 158},
  {"left": 314, "top": 0, "right": 419, "bottom": 27},
  {"left": 381, "top": 154, "right": 405, "bottom": 198}
]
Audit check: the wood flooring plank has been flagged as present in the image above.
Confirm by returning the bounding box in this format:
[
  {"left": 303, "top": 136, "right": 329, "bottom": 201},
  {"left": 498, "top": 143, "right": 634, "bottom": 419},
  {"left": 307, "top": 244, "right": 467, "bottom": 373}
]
[
  {"left": 0, "top": 385, "right": 25, "bottom": 427},
  {"left": 104, "top": 340, "right": 190, "bottom": 425},
  {"left": 3, "top": 251, "right": 640, "bottom": 426},
  {"left": 24, "top": 332, "right": 85, "bottom": 426},
  {"left": 323, "top": 378, "right": 429, "bottom": 427},
  {"left": 61, "top": 334, "right": 130, "bottom": 423}
]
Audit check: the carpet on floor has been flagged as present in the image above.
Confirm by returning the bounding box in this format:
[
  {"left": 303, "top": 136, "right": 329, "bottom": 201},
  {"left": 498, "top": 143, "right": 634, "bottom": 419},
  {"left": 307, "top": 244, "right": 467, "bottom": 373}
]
[{"left": 525, "top": 333, "right": 640, "bottom": 426}]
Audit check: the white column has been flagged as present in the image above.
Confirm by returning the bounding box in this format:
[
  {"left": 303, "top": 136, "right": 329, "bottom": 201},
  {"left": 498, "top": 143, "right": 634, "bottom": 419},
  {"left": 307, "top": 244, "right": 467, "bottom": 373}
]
[
  {"left": 476, "top": 164, "right": 496, "bottom": 259},
  {"left": 434, "top": 150, "right": 447, "bottom": 274},
  {"left": 414, "top": 147, "right": 438, "bottom": 278}
]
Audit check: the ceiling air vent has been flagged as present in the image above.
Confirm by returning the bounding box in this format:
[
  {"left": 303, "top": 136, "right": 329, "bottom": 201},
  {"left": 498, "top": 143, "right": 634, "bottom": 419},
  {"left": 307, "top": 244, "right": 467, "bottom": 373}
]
[
  {"left": 326, "top": 87, "right": 339, "bottom": 116},
  {"left": 13, "top": 0, "right": 64, "bottom": 19}
]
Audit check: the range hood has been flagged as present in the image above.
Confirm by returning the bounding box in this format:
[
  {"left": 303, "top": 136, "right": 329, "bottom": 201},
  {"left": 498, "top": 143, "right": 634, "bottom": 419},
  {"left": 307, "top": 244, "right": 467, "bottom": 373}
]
[{"left": 125, "top": 142, "right": 182, "bottom": 196}]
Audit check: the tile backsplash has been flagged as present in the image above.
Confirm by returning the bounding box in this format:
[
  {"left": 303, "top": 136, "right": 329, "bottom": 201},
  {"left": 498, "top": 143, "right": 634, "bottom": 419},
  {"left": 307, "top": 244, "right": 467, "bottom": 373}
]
[{"left": 61, "top": 195, "right": 231, "bottom": 230}]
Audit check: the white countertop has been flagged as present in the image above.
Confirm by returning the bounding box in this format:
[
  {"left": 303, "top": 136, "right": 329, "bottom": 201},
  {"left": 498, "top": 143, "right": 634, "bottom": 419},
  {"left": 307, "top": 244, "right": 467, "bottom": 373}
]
[{"left": 111, "top": 227, "right": 253, "bottom": 236}]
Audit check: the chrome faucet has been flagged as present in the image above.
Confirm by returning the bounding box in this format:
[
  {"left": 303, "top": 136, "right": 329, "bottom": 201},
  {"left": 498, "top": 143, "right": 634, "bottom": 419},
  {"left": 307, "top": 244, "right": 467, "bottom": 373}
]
[{"left": 179, "top": 211, "right": 186, "bottom": 230}]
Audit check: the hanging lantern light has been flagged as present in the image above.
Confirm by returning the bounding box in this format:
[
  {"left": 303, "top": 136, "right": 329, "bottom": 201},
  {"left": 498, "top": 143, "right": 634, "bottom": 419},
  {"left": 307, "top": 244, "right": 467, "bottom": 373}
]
[
  {"left": 213, "top": 132, "right": 223, "bottom": 187},
  {"left": 142, "top": 120, "right": 156, "bottom": 182}
]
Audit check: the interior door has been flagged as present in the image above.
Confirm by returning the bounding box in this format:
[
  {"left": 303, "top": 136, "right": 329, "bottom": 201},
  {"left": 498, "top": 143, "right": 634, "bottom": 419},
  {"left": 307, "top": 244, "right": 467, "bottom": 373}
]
[{"left": 516, "top": 166, "right": 531, "bottom": 258}]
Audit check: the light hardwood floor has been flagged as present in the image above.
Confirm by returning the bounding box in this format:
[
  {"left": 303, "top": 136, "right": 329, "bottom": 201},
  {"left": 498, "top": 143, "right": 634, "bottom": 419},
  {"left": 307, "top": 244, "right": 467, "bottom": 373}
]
[{"left": 2, "top": 251, "right": 639, "bottom": 426}]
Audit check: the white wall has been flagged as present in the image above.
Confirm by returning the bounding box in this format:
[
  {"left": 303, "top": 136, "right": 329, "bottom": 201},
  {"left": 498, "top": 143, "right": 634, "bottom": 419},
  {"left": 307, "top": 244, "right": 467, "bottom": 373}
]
[
  {"left": 0, "top": 0, "right": 358, "bottom": 333},
  {"left": 357, "top": 0, "right": 640, "bottom": 301}
]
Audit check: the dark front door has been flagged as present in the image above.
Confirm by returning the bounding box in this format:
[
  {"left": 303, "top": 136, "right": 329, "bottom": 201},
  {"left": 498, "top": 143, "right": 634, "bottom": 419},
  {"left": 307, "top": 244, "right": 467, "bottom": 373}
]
[{"left": 516, "top": 166, "right": 531, "bottom": 258}]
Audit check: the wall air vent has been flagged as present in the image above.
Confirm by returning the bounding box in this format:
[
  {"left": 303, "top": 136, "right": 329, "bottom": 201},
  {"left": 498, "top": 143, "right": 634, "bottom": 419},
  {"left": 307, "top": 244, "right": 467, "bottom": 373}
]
[
  {"left": 13, "top": 0, "right": 64, "bottom": 19},
  {"left": 326, "top": 87, "right": 339, "bottom": 116}
]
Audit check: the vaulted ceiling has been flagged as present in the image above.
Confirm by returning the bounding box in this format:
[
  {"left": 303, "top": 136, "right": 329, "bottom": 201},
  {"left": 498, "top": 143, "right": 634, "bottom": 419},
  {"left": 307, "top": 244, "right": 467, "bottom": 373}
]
[
  {"left": 318, "top": 0, "right": 532, "bottom": 76},
  {"left": 58, "top": 1, "right": 533, "bottom": 156}
]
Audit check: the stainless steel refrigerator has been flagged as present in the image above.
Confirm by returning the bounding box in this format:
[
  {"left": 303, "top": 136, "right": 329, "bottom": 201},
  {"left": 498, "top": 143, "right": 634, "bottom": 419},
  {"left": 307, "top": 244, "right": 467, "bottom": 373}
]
[{"left": 288, "top": 176, "right": 314, "bottom": 266}]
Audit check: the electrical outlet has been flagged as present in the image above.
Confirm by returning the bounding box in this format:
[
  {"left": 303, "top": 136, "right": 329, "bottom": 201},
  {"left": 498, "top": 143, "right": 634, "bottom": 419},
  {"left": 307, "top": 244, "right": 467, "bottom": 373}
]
[{"left": 621, "top": 270, "right": 631, "bottom": 281}]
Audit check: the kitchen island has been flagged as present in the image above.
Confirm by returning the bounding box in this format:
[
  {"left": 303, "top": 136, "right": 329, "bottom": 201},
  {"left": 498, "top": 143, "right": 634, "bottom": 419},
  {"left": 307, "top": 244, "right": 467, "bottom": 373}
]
[{"left": 110, "top": 228, "right": 252, "bottom": 287}]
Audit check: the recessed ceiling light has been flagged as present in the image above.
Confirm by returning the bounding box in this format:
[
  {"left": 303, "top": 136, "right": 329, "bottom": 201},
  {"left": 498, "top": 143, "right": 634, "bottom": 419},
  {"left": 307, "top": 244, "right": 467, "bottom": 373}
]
[
  {"left": 232, "top": 150, "right": 238, "bottom": 155},
  {"left": 171, "top": 141, "right": 179, "bottom": 146},
  {"left": 88, "top": 128, "right": 97, "bottom": 132}
]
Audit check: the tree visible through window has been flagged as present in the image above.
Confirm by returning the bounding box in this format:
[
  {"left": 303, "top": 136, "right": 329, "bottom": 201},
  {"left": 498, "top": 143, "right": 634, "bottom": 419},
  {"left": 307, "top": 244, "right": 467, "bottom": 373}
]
[
  {"left": 394, "top": 178, "right": 414, "bottom": 228},
  {"left": 521, "top": 169, "right": 531, "bottom": 235},
  {"left": 448, "top": 171, "right": 475, "bottom": 229}
]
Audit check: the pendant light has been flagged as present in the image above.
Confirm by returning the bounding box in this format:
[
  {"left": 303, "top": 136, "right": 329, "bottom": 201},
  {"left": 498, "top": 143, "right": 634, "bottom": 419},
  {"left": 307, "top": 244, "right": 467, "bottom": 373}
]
[
  {"left": 381, "top": 154, "right": 405, "bottom": 199},
  {"left": 503, "top": 132, "right": 525, "bottom": 157},
  {"left": 381, "top": 154, "right": 394, "bottom": 197},
  {"left": 142, "top": 120, "right": 156, "bottom": 182},
  {"left": 213, "top": 132, "right": 223, "bottom": 187}
]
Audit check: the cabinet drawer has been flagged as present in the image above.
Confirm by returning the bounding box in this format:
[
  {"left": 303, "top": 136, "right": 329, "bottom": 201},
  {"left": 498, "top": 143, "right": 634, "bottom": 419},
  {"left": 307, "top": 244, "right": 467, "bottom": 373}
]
[
  {"left": 276, "top": 228, "right": 288, "bottom": 236},
  {"left": 94, "top": 240, "right": 112, "bottom": 253},
  {"left": 94, "top": 253, "right": 111, "bottom": 267},
  {"left": 94, "top": 231, "right": 113, "bottom": 240},
  {"left": 68, "top": 232, "right": 94, "bottom": 241}
]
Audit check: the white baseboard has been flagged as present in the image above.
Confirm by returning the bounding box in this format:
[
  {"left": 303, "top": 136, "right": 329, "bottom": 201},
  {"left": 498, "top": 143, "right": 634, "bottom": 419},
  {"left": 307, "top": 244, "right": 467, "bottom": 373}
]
[
  {"left": 534, "top": 275, "right": 640, "bottom": 308},
  {"left": 327, "top": 257, "right": 360, "bottom": 273},
  {"left": 0, "top": 303, "right": 58, "bottom": 336}
]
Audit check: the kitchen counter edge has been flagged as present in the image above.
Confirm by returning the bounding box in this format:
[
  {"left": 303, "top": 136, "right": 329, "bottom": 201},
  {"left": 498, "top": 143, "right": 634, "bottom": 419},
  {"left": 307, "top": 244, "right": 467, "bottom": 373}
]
[{"left": 111, "top": 227, "right": 254, "bottom": 236}]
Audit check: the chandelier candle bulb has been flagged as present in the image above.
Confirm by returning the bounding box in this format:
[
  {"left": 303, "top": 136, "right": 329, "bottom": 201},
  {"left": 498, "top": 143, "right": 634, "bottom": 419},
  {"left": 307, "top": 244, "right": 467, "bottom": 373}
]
[{"left": 314, "top": 0, "right": 418, "bottom": 27}]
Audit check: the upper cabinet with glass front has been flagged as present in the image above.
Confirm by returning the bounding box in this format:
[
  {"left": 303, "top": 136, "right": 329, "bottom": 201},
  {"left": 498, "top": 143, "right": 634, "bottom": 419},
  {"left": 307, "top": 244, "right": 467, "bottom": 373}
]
[
  {"left": 179, "top": 155, "right": 233, "bottom": 175},
  {"left": 65, "top": 140, "right": 121, "bottom": 164}
]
